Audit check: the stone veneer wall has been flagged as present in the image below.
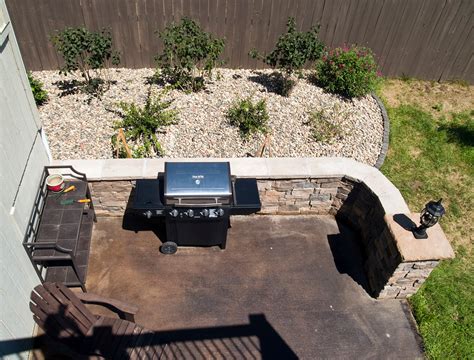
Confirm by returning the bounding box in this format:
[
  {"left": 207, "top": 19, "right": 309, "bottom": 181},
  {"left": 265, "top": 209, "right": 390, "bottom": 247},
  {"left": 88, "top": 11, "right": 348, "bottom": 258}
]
[
  {"left": 89, "top": 178, "right": 441, "bottom": 299},
  {"left": 90, "top": 181, "right": 134, "bottom": 216}
]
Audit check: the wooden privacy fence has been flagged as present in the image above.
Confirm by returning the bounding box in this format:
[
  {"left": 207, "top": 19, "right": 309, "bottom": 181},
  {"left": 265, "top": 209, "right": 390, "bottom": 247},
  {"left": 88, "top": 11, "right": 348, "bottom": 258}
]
[{"left": 6, "top": 0, "right": 473, "bottom": 82}]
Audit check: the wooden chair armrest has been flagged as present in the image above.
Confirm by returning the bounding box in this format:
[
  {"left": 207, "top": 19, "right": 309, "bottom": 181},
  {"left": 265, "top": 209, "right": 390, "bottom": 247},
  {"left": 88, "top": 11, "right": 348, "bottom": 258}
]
[{"left": 76, "top": 292, "right": 139, "bottom": 322}]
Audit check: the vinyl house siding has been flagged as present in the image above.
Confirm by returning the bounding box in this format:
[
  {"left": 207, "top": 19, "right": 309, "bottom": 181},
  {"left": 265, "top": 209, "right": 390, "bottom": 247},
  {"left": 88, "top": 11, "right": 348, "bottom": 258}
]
[{"left": 0, "top": 0, "right": 50, "bottom": 357}]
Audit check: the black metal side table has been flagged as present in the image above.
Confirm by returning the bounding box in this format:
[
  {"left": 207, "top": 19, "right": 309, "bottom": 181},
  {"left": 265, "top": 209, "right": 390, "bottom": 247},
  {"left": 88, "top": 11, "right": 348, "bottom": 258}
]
[{"left": 23, "top": 166, "right": 96, "bottom": 292}]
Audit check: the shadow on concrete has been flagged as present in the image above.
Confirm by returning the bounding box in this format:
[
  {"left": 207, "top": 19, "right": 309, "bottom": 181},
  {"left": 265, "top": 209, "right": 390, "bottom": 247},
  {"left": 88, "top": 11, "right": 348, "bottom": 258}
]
[
  {"left": 0, "top": 313, "right": 297, "bottom": 359},
  {"left": 121, "top": 183, "right": 168, "bottom": 243},
  {"left": 121, "top": 214, "right": 168, "bottom": 244},
  {"left": 393, "top": 213, "right": 417, "bottom": 231},
  {"left": 327, "top": 221, "right": 371, "bottom": 294}
]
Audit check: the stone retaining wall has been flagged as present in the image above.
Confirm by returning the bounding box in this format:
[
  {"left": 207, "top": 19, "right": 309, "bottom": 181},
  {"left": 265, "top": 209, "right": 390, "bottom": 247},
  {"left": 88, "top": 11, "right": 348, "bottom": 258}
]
[{"left": 380, "top": 261, "right": 439, "bottom": 299}]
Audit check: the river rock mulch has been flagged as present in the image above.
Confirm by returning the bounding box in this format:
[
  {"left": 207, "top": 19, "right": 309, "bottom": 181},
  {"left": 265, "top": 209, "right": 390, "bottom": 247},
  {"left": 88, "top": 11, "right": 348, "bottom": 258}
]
[{"left": 33, "top": 68, "right": 383, "bottom": 165}]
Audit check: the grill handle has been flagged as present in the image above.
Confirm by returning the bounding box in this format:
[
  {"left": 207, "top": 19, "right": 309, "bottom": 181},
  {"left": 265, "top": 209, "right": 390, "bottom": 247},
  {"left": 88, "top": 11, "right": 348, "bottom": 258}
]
[{"left": 174, "top": 202, "right": 223, "bottom": 207}]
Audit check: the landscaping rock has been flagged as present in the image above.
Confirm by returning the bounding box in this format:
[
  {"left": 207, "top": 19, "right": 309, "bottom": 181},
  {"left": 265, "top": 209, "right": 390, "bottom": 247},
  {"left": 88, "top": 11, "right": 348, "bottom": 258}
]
[{"left": 34, "top": 68, "right": 383, "bottom": 164}]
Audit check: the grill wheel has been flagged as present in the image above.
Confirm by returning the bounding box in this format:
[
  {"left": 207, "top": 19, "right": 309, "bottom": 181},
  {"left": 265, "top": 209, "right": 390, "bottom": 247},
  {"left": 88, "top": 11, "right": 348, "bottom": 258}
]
[{"left": 160, "top": 241, "right": 178, "bottom": 255}]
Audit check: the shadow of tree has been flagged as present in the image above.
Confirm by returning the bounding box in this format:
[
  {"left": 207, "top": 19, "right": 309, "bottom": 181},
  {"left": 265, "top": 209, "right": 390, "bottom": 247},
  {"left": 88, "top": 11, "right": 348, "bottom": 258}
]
[
  {"left": 247, "top": 71, "right": 287, "bottom": 95},
  {"left": 439, "top": 120, "right": 474, "bottom": 147},
  {"left": 53, "top": 79, "right": 82, "bottom": 97},
  {"left": 53, "top": 79, "right": 117, "bottom": 101}
]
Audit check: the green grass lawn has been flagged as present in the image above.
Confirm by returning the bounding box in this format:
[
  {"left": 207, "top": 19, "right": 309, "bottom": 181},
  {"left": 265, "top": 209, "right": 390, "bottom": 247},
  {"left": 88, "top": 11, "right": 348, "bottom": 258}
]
[{"left": 379, "top": 102, "right": 473, "bottom": 359}]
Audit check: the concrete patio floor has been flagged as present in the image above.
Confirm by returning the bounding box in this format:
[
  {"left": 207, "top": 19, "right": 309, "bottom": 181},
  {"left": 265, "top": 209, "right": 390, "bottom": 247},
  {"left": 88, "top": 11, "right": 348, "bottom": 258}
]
[{"left": 86, "top": 215, "right": 423, "bottom": 359}]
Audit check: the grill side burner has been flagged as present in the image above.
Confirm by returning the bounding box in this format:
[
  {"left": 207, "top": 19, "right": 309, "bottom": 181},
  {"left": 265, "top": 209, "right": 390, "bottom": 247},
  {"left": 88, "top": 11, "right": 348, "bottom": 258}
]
[{"left": 133, "top": 161, "right": 260, "bottom": 254}]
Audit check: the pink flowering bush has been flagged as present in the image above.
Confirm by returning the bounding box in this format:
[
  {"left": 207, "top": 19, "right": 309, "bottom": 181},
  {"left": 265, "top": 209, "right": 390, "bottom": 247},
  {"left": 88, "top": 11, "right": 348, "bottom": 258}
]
[{"left": 315, "top": 45, "right": 381, "bottom": 98}]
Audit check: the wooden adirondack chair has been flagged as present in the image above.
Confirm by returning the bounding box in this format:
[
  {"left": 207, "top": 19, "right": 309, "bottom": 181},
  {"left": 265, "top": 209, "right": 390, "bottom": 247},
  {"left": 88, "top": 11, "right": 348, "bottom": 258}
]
[{"left": 30, "top": 282, "right": 163, "bottom": 359}]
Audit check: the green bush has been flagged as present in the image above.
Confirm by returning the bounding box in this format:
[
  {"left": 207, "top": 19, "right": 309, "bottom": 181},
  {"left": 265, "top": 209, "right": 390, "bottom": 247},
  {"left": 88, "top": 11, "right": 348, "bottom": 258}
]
[
  {"left": 156, "top": 18, "right": 225, "bottom": 92},
  {"left": 27, "top": 72, "right": 48, "bottom": 106},
  {"left": 226, "top": 97, "right": 269, "bottom": 139},
  {"left": 306, "top": 105, "right": 345, "bottom": 142},
  {"left": 51, "top": 27, "right": 120, "bottom": 96},
  {"left": 315, "top": 45, "right": 380, "bottom": 98},
  {"left": 250, "top": 17, "right": 325, "bottom": 96},
  {"left": 112, "top": 90, "right": 178, "bottom": 158}
]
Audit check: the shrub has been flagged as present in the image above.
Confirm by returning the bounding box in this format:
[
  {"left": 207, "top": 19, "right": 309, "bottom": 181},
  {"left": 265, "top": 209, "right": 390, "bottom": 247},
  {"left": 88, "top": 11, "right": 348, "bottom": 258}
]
[
  {"left": 306, "top": 105, "right": 345, "bottom": 142},
  {"left": 112, "top": 90, "right": 178, "bottom": 158},
  {"left": 27, "top": 72, "right": 48, "bottom": 106},
  {"left": 250, "top": 17, "right": 325, "bottom": 96},
  {"left": 315, "top": 45, "right": 380, "bottom": 98},
  {"left": 156, "top": 18, "right": 225, "bottom": 92},
  {"left": 51, "top": 27, "right": 120, "bottom": 96},
  {"left": 226, "top": 97, "right": 269, "bottom": 139}
]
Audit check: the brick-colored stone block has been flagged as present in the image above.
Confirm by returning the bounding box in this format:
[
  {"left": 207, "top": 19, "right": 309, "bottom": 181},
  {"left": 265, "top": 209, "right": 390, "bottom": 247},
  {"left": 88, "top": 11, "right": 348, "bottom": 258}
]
[
  {"left": 321, "top": 181, "right": 343, "bottom": 188},
  {"left": 257, "top": 180, "right": 273, "bottom": 191},
  {"left": 272, "top": 181, "right": 294, "bottom": 191},
  {"left": 413, "top": 261, "right": 439, "bottom": 269},
  {"left": 278, "top": 204, "right": 300, "bottom": 212},
  {"left": 292, "top": 188, "right": 314, "bottom": 197},
  {"left": 310, "top": 193, "right": 331, "bottom": 202},
  {"left": 297, "top": 182, "right": 317, "bottom": 189},
  {"left": 259, "top": 206, "right": 279, "bottom": 214}
]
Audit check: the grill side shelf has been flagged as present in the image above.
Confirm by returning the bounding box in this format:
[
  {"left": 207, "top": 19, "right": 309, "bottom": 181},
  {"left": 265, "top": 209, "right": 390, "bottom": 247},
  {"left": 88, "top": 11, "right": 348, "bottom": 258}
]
[
  {"left": 231, "top": 178, "right": 261, "bottom": 215},
  {"left": 133, "top": 179, "right": 165, "bottom": 210}
]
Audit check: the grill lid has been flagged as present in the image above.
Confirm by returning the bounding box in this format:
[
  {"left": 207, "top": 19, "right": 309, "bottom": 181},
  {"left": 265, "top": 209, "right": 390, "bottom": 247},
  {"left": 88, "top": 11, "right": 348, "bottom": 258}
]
[{"left": 164, "top": 162, "right": 232, "bottom": 199}]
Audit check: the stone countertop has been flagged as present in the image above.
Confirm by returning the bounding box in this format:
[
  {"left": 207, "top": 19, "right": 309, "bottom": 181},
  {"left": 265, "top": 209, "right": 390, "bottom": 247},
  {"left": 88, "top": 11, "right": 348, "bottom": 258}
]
[{"left": 386, "top": 213, "right": 455, "bottom": 261}]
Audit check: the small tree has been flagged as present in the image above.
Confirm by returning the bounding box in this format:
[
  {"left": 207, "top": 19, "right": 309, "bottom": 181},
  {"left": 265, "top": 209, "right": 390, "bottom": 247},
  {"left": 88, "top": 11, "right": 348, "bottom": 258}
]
[
  {"left": 51, "top": 27, "right": 120, "bottom": 95},
  {"left": 250, "top": 17, "right": 325, "bottom": 96},
  {"left": 156, "top": 18, "right": 225, "bottom": 92}
]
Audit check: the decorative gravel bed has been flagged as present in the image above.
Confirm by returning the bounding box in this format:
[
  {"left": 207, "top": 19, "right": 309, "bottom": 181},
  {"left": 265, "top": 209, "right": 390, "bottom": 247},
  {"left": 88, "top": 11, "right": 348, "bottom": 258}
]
[{"left": 33, "top": 68, "right": 383, "bottom": 165}]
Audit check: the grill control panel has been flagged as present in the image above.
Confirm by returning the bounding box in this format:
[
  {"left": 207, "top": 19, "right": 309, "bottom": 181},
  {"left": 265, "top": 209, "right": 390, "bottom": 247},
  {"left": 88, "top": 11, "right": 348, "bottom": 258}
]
[
  {"left": 168, "top": 208, "right": 225, "bottom": 219},
  {"left": 143, "top": 209, "right": 164, "bottom": 218}
]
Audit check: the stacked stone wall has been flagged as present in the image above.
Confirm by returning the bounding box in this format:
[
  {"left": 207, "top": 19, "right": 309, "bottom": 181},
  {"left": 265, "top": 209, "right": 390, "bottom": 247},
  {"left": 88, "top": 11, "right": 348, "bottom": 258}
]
[
  {"left": 378, "top": 261, "right": 439, "bottom": 299},
  {"left": 90, "top": 181, "right": 133, "bottom": 217}
]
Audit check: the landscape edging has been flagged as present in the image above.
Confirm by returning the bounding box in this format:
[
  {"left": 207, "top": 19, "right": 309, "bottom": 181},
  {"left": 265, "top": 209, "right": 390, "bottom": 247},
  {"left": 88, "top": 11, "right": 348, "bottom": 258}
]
[{"left": 372, "top": 93, "right": 390, "bottom": 169}]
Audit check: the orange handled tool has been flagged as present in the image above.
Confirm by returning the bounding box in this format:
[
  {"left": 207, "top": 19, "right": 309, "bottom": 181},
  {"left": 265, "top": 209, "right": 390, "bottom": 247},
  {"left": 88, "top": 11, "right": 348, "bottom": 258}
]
[
  {"left": 60, "top": 198, "right": 91, "bottom": 205},
  {"left": 53, "top": 185, "right": 76, "bottom": 199},
  {"left": 63, "top": 185, "right": 76, "bottom": 193}
]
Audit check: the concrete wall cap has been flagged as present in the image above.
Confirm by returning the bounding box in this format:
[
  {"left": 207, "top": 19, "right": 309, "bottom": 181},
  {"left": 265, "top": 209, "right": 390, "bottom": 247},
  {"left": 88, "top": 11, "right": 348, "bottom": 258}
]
[
  {"left": 52, "top": 157, "right": 410, "bottom": 214},
  {"left": 385, "top": 213, "right": 455, "bottom": 261}
]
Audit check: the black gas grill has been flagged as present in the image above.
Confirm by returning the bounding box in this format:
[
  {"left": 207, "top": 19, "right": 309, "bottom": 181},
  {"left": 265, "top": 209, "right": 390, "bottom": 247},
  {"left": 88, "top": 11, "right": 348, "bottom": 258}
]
[{"left": 132, "top": 162, "right": 260, "bottom": 254}]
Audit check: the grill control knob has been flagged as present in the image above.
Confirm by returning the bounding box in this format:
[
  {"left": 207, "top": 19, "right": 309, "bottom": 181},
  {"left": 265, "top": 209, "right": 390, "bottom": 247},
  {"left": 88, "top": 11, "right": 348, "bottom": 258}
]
[
  {"left": 201, "top": 209, "right": 209, "bottom": 217},
  {"left": 144, "top": 210, "right": 153, "bottom": 219},
  {"left": 169, "top": 209, "right": 179, "bottom": 217},
  {"left": 216, "top": 208, "right": 225, "bottom": 217},
  {"left": 186, "top": 209, "right": 195, "bottom": 218}
]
